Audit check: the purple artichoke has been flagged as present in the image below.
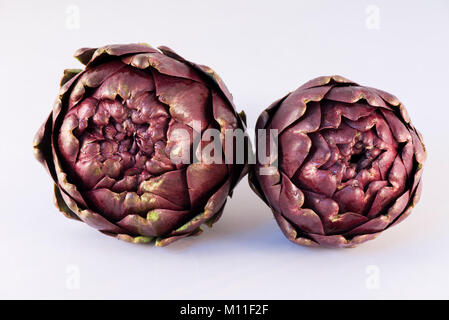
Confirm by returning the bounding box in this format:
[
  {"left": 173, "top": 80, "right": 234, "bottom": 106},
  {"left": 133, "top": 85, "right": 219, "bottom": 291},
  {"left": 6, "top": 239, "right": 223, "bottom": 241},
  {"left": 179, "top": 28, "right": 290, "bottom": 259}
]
[
  {"left": 34, "top": 44, "right": 248, "bottom": 246},
  {"left": 249, "top": 76, "right": 426, "bottom": 248}
]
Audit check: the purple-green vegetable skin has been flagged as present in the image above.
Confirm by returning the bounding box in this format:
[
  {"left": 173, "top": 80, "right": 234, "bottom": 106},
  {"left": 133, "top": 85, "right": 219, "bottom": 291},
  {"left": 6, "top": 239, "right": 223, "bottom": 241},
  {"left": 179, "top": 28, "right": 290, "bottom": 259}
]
[
  {"left": 34, "top": 44, "right": 248, "bottom": 246},
  {"left": 249, "top": 76, "right": 426, "bottom": 248}
]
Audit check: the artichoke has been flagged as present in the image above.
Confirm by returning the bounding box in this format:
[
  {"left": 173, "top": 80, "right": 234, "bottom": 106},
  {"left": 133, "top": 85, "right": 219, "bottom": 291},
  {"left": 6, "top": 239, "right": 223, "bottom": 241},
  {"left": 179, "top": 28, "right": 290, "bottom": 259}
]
[
  {"left": 249, "top": 76, "right": 426, "bottom": 248},
  {"left": 34, "top": 43, "right": 248, "bottom": 246}
]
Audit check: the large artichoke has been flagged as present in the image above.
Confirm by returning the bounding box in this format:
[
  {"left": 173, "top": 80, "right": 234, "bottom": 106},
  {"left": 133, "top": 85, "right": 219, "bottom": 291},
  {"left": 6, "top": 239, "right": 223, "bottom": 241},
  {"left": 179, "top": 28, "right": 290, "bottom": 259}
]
[
  {"left": 34, "top": 43, "right": 248, "bottom": 246},
  {"left": 249, "top": 76, "right": 426, "bottom": 248}
]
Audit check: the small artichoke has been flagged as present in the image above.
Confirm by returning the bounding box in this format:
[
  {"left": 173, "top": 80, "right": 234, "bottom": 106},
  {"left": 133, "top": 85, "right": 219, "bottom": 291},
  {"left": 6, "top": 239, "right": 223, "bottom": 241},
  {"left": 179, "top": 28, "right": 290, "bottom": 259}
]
[
  {"left": 34, "top": 44, "right": 248, "bottom": 246},
  {"left": 249, "top": 76, "right": 426, "bottom": 248}
]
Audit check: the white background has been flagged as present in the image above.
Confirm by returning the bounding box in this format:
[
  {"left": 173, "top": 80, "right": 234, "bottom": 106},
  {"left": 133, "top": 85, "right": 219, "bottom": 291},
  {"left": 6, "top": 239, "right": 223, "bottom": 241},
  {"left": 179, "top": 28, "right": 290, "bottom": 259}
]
[{"left": 1, "top": 0, "right": 448, "bottom": 299}]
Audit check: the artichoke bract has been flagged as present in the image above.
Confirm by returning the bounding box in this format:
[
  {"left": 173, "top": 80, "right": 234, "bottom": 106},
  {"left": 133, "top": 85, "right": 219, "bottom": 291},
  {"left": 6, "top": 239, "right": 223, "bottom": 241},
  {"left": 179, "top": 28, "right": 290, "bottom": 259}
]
[
  {"left": 249, "top": 76, "right": 426, "bottom": 248},
  {"left": 34, "top": 44, "right": 248, "bottom": 246}
]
